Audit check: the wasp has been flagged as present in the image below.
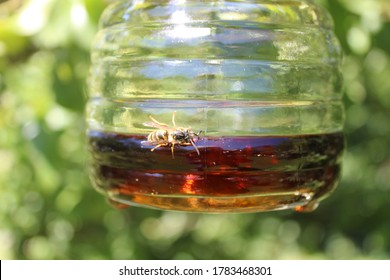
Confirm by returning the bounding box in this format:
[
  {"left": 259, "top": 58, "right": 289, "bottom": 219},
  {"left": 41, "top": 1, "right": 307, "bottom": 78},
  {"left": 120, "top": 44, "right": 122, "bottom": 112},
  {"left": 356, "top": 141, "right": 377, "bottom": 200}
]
[{"left": 142, "top": 111, "right": 202, "bottom": 159}]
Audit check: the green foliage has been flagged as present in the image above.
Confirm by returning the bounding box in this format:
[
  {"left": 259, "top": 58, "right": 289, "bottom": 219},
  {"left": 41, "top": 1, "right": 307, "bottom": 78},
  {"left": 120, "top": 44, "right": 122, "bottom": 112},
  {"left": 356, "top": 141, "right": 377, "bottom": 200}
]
[{"left": 1, "top": 0, "right": 390, "bottom": 260}]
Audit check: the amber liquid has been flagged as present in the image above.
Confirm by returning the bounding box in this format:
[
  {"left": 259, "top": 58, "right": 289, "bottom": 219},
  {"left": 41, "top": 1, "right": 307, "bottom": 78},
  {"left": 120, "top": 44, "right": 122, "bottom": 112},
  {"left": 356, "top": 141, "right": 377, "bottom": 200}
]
[{"left": 88, "top": 131, "right": 344, "bottom": 213}]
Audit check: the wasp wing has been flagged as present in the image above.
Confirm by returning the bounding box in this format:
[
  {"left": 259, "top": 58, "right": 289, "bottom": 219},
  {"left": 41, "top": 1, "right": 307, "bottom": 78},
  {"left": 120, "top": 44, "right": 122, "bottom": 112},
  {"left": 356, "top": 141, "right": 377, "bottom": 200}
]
[
  {"left": 142, "top": 121, "right": 169, "bottom": 129},
  {"left": 143, "top": 115, "right": 169, "bottom": 129},
  {"left": 141, "top": 140, "right": 152, "bottom": 146}
]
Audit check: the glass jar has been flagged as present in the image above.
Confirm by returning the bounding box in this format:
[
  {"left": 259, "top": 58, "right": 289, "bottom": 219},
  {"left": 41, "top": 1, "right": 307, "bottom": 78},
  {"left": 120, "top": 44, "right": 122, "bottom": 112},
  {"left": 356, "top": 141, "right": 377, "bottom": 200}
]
[{"left": 87, "top": 0, "right": 344, "bottom": 213}]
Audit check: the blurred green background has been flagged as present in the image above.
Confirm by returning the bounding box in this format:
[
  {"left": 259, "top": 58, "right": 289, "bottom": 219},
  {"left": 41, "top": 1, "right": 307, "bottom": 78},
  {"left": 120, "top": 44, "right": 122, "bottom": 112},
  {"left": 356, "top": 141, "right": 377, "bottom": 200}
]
[{"left": 1, "top": 0, "right": 390, "bottom": 260}]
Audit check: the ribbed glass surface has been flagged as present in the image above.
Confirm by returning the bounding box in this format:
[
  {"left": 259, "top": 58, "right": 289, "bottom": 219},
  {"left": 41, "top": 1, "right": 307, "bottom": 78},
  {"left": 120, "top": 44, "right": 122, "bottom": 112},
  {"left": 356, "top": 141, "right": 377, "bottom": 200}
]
[
  {"left": 87, "top": 0, "right": 344, "bottom": 213},
  {"left": 87, "top": 0, "right": 343, "bottom": 136}
]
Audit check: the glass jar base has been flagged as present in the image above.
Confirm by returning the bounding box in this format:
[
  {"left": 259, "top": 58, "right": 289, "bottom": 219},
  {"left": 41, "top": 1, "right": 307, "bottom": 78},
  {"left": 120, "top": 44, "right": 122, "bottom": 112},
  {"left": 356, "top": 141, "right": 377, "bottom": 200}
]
[{"left": 107, "top": 193, "right": 321, "bottom": 213}]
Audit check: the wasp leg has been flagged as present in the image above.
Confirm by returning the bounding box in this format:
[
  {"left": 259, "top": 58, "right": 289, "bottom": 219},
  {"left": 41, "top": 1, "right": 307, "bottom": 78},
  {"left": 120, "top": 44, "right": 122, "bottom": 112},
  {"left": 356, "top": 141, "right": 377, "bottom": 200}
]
[
  {"left": 151, "top": 144, "right": 164, "bottom": 152},
  {"left": 177, "top": 141, "right": 200, "bottom": 155},
  {"left": 190, "top": 139, "right": 200, "bottom": 155},
  {"left": 172, "top": 111, "right": 177, "bottom": 128},
  {"left": 171, "top": 143, "right": 175, "bottom": 159}
]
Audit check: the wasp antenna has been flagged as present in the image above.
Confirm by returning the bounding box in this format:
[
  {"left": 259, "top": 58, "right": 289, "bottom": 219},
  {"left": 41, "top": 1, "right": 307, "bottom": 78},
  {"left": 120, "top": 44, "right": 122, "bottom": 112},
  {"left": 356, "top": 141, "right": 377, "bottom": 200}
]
[{"left": 195, "top": 130, "right": 203, "bottom": 140}]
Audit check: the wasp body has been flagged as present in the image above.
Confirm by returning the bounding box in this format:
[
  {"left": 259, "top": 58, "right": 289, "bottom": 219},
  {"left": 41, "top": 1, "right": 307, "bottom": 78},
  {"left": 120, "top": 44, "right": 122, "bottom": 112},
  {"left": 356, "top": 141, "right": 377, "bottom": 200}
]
[{"left": 143, "top": 112, "right": 201, "bottom": 158}]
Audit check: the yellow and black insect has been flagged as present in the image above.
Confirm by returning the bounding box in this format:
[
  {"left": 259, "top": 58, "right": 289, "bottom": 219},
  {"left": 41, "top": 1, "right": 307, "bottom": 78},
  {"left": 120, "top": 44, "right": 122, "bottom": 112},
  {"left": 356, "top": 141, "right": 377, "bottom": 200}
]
[{"left": 142, "top": 112, "right": 201, "bottom": 159}]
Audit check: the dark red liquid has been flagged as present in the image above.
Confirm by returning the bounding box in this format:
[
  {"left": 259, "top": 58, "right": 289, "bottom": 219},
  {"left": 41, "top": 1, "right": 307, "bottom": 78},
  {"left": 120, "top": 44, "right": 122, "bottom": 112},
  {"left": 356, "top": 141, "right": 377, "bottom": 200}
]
[{"left": 88, "top": 131, "right": 344, "bottom": 212}]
